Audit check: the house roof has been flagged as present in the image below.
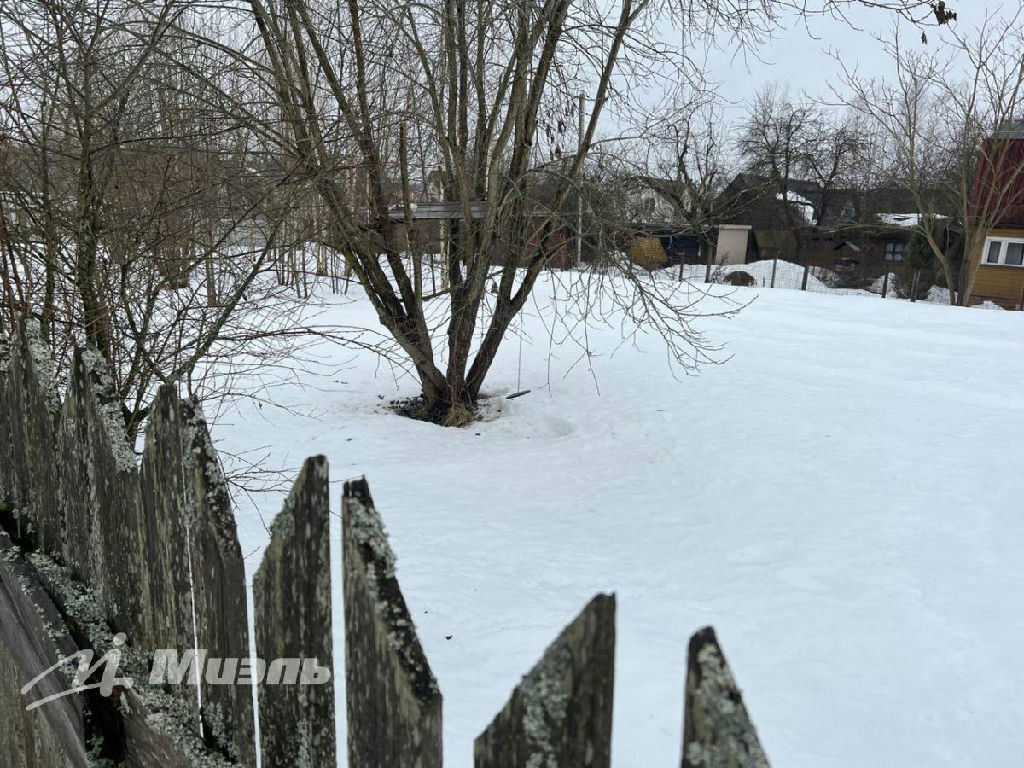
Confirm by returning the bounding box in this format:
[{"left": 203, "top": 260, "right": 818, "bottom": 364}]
[
  {"left": 993, "top": 120, "right": 1024, "bottom": 139},
  {"left": 720, "top": 173, "right": 922, "bottom": 230},
  {"left": 386, "top": 201, "right": 486, "bottom": 220}
]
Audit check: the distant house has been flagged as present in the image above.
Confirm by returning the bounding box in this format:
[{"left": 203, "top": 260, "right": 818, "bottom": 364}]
[
  {"left": 716, "top": 173, "right": 939, "bottom": 283},
  {"left": 968, "top": 121, "right": 1024, "bottom": 309},
  {"left": 617, "top": 176, "right": 728, "bottom": 268}
]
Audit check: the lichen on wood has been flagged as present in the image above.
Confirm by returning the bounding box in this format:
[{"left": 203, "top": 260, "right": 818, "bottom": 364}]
[
  {"left": 26, "top": 536, "right": 239, "bottom": 768},
  {"left": 0, "top": 531, "right": 89, "bottom": 767},
  {"left": 1, "top": 331, "right": 257, "bottom": 767},
  {"left": 180, "top": 396, "right": 254, "bottom": 765},
  {"left": 1, "top": 319, "right": 63, "bottom": 553},
  {"left": 474, "top": 593, "right": 616, "bottom": 768},
  {"left": 254, "top": 455, "right": 335, "bottom": 768},
  {"left": 342, "top": 478, "right": 441, "bottom": 768},
  {"left": 681, "top": 627, "right": 771, "bottom": 768}
]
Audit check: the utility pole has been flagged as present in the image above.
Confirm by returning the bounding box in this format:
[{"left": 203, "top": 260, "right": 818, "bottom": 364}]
[
  {"left": 577, "top": 92, "right": 584, "bottom": 269},
  {"left": 678, "top": 8, "right": 688, "bottom": 281}
]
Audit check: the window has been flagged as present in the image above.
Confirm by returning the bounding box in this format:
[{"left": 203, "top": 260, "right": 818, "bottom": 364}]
[
  {"left": 884, "top": 242, "right": 905, "bottom": 261},
  {"left": 1007, "top": 242, "right": 1024, "bottom": 266},
  {"left": 982, "top": 236, "right": 1024, "bottom": 267},
  {"left": 986, "top": 240, "right": 1002, "bottom": 263}
]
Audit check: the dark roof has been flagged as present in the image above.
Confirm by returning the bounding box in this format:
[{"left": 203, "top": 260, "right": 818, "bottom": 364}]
[
  {"left": 386, "top": 201, "right": 485, "bottom": 220},
  {"left": 719, "top": 172, "right": 925, "bottom": 230},
  {"left": 993, "top": 120, "right": 1024, "bottom": 139},
  {"left": 864, "top": 186, "right": 919, "bottom": 214}
]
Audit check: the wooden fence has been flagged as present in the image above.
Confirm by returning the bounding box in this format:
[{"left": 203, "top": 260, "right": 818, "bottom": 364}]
[{"left": 0, "top": 319, "right": 773, "bottom": 767}]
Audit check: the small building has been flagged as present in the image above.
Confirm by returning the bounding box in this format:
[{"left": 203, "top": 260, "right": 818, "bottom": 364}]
[
  {"left": 715, "top": 224, "right": 759, "bottom": 265},
  {"left": 968, "top": 122, "right": 1024, "bottom": 308}
]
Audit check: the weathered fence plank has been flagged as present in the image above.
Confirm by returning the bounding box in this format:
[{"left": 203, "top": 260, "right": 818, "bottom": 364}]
[
  {"left": 0, "top": 324, "right": 32, "bottom": 541},
  {"left": 254, "top": 455, "right": 335, "bottom": 768},
  {"left": 342, "top": 478, "right": 442, "bottom": 768},
  {"left": 681, "top": 627, "right": 771, "bottom": 768},
  {"left": 474, "top": 593, "right": 616, "bottom": 768},
  {"left": 180, "top": 397, "right": 255, "bottom": 764},
  {"left": 28, "top": 544, "right": 238, "bottom": 768},
  {"left": 16, "top": 322, "right": 62, "bottom": 555},
  {"left": 77, "top": 345, "right": 150, "bottom": 644},
  {"left": 56, "top": 348, "right": 99, "bottom": 583},
  {"left": 137, "top": 387, "right": 255, "bottom": 763},
  {"left": 0, "top": 321, "right": 62, "bottom": 552},
  {"left": 0, "top": 532, "right": 88, "bottom": 768},
  {"left": 0, "top": 336, "right": 14, "bottom": 535},
  {"left": 138, "top": 385, "right": 195, "bottom": 658},
  {"left": 0, "top": 642, "right": 77, "bottom": 768}
]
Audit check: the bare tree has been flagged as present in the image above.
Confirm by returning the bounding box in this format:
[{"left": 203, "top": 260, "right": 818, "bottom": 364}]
[
  {"left": 616, "top": 83, "right": 741, "bottom": 282},
  {"left": 0, "top": 0, "right": 962, "bottom": 435},
  {"left": 737, "top": 85, "right": 819, "bottom": 287},
  {"left": 237, "top": 0, "right": 957, "bottom": 424},
  {"left": 802, "top": 111, "right": 866, "bottom": 227},
  {"left": 839, "top": 10, "right": 1024, "bottom": 304},
  {"left": 737, "top": 84, "right": 867, "bottom": 288},
  {"left": 0, "top": 0, "right": 331, "bottom": 442}
]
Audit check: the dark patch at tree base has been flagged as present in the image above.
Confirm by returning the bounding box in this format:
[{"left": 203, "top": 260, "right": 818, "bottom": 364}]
[{"left": 388, "top": 396, "right": 480, "bottom": 427}]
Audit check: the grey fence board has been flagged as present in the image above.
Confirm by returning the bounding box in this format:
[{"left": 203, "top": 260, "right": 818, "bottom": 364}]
[
  {"left": 254, "top": 455, "right": 335, "bottom": 768},
  {"left": 77, "top": 345, "right": 149, "bottom": 643},
  {"left": 138, "top": 385, "right": 196, "bottom": 656},
  {"left": 1, "top": 321, "right": 61, "bottom": 550},
  {"left": 0, "top": 642, "right": 76, "bottom": 768},
  {"left": 474, "top": 593, "right": 616, "bottom": 768},
  {"left": 180, "top": 397, "right": 255, "bottom": 764},
  {"left": 56, "top": 348, "right": 98, "bottom": 583},
  {"left": 342, "top": 478, "right": 442, "bottom": 768},
  {"left": 681, "top": 626, "right": 771, "bottom": 768},
  {"left": 0, "top": 532, "right": 88, "bottom": 768},
  {"left": 0, "top": 333, "right": 9, "bottom": 502}
]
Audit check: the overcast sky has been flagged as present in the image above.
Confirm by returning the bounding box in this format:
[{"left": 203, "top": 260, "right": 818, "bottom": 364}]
[{"left": 699, "top": 1, "right": 1009, "bottom": 113}]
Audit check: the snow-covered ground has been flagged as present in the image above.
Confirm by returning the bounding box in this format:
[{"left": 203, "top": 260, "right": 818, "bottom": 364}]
[{"left": 212, "top": 272, "right": 1024, "bottom": 768}]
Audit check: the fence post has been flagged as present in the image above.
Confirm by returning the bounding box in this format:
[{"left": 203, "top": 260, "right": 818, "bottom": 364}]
[
  {"left": 681, "top": 627, "right": 771, "bottom": 768},
  {"left": 254, "top": 456, "right": 335, "bottom": 768},
  {"left": 474, "top": 593, "right": 616, "bottom": 768},
  {"left": 770, "top": 257, "right": 778, "bottom": 289},
  {"left": 881, "top": 270, "right": 889, "bottom": 299},
  {"left": 342, "top": 478, "right": 442, "bottom": 768}
]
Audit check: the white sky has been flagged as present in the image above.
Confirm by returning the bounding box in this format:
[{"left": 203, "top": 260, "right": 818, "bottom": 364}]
[{"left": 699, "top": 1, "right": 1007, "bottom": 111}]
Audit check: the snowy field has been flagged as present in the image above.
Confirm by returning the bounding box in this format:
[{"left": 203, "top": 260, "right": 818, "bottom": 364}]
[{"left": 211, "top": 271, "right": 1024, "bottom": 768}]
